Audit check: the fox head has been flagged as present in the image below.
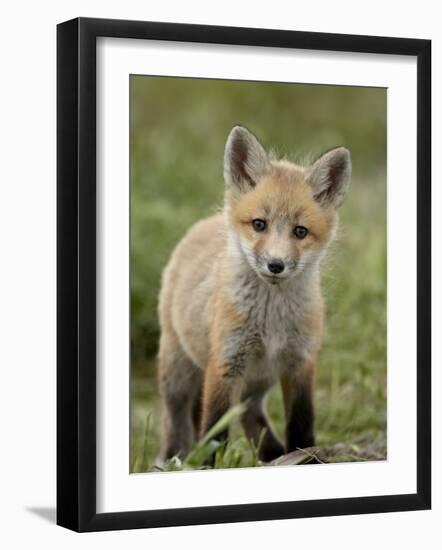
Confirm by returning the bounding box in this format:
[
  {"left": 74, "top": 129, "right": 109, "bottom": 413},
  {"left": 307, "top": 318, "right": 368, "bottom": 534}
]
[{"left": 224, "top": 126, "right": 351, "bottom": 285}]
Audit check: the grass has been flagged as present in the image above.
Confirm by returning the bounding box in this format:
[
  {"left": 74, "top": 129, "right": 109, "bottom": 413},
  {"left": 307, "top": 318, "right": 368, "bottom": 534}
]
[{"left": 130, "top": 76, "right": 387, "bottom": 473}]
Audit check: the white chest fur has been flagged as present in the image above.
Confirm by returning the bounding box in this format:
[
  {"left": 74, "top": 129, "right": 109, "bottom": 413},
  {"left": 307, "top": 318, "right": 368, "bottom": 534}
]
[{"left": 231, "top": 270, "right": 316, "bottom": 381}]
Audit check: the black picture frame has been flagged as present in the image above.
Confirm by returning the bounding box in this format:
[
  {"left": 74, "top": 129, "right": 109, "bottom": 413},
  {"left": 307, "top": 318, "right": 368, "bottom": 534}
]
[{"left": 57, "top": 17, "right": 431, "bottom": 532}]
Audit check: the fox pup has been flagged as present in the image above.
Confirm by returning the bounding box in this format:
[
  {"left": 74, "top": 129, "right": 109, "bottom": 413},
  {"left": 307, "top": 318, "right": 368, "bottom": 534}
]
[{"left": 157, "top": 126, "right": 351, "bottom": 463}]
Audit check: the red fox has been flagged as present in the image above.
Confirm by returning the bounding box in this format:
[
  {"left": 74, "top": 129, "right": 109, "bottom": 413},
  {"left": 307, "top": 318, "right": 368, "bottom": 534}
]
[{"left": 157, "top": 126, "right": 351, "bottom": 464}]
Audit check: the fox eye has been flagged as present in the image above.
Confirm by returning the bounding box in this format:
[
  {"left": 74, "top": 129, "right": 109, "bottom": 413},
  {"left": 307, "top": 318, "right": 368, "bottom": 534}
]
[
  {"left": 252, "top": 219, "right": 267, "bottom": 232},
  {"left": 293, "top": 225, "right": 308, "bottom": 239}
]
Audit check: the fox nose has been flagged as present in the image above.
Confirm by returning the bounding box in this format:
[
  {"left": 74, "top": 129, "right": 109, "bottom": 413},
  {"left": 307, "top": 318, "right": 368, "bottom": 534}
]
[{"left": 267, "top": 258, "right": 285, "bottom": 274}]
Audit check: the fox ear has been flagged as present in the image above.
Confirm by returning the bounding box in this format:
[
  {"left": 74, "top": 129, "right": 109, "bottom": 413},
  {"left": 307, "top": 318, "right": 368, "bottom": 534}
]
[
  {"left": 306, "top": 147, "right": 351, "bottom": 208},
  {"left": 224, "top": 126, "right": 270, "bottom": 192}
]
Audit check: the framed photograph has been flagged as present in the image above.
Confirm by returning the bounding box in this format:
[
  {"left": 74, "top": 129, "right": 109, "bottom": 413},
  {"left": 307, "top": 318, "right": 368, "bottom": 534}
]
[{"left": 57, "top": 17, "right": 431, "bottom": 532}]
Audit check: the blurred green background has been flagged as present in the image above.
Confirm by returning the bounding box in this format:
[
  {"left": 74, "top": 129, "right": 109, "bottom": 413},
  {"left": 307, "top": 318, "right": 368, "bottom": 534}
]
[{"left": 130, "top": 76, "right": 387, "bottom": 472}]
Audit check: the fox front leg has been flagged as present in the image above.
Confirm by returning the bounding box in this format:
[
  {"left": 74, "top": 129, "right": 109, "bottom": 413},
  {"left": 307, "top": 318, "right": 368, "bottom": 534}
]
[
  {"left": 200, "top": 323, "right": 250, "bottom": 439},
  {"left": 241, "top": 382, "right": 285, "bottom": 462},
  {"left": 200, "top": 361, "right": 234, "bottom": 444},
  {"left": 281, "top": 359, "right": 316, "bottom": 451}
]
